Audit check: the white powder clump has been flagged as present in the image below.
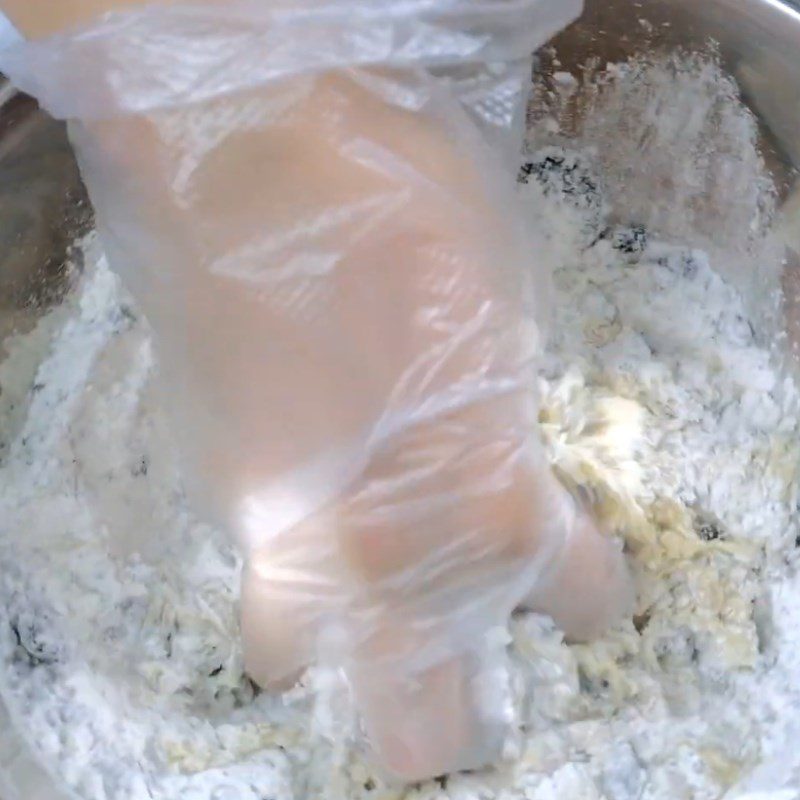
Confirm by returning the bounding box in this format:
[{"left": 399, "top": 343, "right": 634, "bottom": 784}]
[
  {"left": 528, "top": 50, "right": 787, "bottom": 338},
  {"left": 1, "top": 54, "right": 800, "bottom": 800}
]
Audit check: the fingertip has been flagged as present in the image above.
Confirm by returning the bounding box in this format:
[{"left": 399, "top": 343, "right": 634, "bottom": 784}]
[
  {"left": 351, "top": 656, "right": 471, "bottom": 782},
  {"left": 523, "top": 509, "right": 634, "bottom": 641},
  {"left": 240, "top": 558, "right": 313, "bottom": 691}
]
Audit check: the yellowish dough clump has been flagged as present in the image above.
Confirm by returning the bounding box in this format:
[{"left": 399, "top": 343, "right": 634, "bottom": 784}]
[{"left": 539, "top": 369, "right": 761, "bottom": 690}]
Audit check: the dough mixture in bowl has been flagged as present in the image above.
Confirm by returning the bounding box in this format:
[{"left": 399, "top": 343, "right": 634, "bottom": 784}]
[{"left": 1, "top": 51, "right": 799, "bottom": 800}]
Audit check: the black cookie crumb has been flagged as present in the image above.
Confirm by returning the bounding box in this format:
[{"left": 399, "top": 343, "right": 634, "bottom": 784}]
[
  {"left": 695, "top": 515, "right": 725, "bottom": 542},
  {"left": 519, "top": 150, "right": 603, "bottom": 214},
  {"left": 10, "top": 616, "right": 60, "bottom": 666},
  {"left": 612, "top": 225, "right": 648, "bottom": 260}
]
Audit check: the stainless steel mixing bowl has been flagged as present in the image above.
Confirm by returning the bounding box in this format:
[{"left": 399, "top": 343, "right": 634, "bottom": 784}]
[{"left": 0, "top": 1, "right": 799, "bottom": 797}]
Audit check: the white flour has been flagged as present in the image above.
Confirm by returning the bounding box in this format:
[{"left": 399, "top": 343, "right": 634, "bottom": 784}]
[{"left": 2, "top": 54, "right": 800, "bottom": 800}]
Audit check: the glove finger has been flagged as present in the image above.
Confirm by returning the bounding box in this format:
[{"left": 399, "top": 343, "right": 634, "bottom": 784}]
[
  {"left": 347, "top": 620, "right": 504, "bottom": 783},
  {"left": 241, "top": 507, "right": 342, "bottom": 690},
  {"left": 521, "top": 506, "right": 634, "bottom": 641}
]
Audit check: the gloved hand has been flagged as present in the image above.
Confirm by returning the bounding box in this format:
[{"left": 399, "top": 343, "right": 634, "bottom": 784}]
[{"left": 1, "top": 0, "right": 632, "bottom": 781}]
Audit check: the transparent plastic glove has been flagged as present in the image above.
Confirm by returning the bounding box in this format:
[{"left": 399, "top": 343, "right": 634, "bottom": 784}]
[{"left": 0, "top": 0, "right": 632, "bottom": 781}]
